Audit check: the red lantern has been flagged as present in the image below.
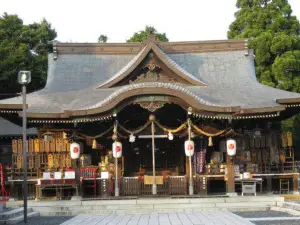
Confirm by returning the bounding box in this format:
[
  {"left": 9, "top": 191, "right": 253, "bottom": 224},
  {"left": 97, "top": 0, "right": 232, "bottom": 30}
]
[
  {"left": 112, "top": 141, "right": 122, "bottom": 158},
  {"left": 70, "top": 142, "right": 80, "bottom": 159},
  {"left": 185, "top": 140, "right": 195, "bottom": 156}
]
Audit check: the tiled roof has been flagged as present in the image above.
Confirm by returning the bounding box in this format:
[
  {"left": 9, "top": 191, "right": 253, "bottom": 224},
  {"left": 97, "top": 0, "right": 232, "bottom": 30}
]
[{"left": 0, "top": 40, "right": 299, "bottom": 117}]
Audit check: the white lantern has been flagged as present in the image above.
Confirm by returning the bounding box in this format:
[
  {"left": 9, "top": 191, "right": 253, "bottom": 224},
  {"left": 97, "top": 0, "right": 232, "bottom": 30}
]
[
  {"left": 113, "top": 141, "right": 122, "bottom": 158},
  {"left": 70, "top": 142, "right": 80, "bottom": 159},
  {"left": 129, "top": 134, "right": 135, "bottom": 143},
  {"left": 168, "top": 132, "right": 174, "bottom": 140},
  {"left": 226, "top": 139, "right": 236, "bottom": 156},
  {"left": 185, "top": 140, "right": 195, "bottom": 156}
]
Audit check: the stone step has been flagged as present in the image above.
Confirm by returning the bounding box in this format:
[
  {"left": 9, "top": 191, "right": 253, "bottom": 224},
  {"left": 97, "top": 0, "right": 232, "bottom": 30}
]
[
  {"left": 0, "top": 207, "right": 33, "bottom": 220},
  {"left": 5, "top": 212, "right": 40, "bottom": 225},
  {"left": 278, "top": 202, "right": 300, "bottom": 211},
  {"left": 36, "top": 206, "right": 271, "bottom": 216}
]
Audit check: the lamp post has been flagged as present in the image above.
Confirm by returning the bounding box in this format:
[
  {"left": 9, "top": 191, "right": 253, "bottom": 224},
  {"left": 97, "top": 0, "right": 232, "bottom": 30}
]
[{"left": 18, "top": 71, "right": 31, "bottom": 223}]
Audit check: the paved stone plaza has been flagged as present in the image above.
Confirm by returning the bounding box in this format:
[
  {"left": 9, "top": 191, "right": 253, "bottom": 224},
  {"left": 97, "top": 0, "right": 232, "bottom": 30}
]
[{"left": 59, "top": 212, "right": 255, "bottom": 225}]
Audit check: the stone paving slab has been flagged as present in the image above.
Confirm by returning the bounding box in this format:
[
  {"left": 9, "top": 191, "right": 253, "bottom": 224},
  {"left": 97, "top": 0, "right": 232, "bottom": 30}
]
[{"left": 59, "top": 212, "right": 255, "bottom": 225}]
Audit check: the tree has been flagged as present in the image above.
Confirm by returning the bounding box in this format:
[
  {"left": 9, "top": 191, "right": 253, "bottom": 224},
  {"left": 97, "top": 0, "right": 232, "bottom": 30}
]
[
  {"left": 0, "top": 13, "right": 57, "bottom": 96},
  {"left": 127, "top": 26, "right": 168, "bottom": 42},
  {"left": 228, "top": 0, "right": 300, "bottom": 89},
  {"left": 228, "top": 0, "right": 300, "bottom": 148},
  {"left": 98, "top": 34, "right": 108, "bottom": 43}
]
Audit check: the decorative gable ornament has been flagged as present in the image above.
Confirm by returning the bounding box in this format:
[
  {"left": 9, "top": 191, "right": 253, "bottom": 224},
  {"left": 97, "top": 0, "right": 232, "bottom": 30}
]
[
  {"left": 226, "top": 139, "right": 236, "bottom": 156},
  {"left": 70, "top": 142, "right": 80, "bottom": 159},
  {"left": 112, "top": 141, "right": 122, "bottom": 158},
  {"left": 185, "top": 140, "right": 195, "bottom": 157}
]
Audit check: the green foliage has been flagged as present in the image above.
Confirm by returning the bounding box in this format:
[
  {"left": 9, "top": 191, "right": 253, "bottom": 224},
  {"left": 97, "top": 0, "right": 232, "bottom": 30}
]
[
  {"left": 98, "top": 34, "right": 107, "bottom": 43},
  {"left": 0, "top": 13, "right": 57, "bottom": 95},
  {"left": 228, "top": 0, "right": 300, "bottom": 148},
  {"left": 127, "top": 26, "right": 168, "bottom": 42}
]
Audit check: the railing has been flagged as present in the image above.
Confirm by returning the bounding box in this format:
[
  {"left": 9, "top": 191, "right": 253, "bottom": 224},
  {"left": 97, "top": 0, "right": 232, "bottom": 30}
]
[{"left": 120, "top": 176, "right": 187, "bottom": 196}]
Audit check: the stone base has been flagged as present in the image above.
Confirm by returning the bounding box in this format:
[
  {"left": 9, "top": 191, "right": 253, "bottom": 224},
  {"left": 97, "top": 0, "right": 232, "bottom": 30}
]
[
  {"left": 71, "top": 196, "right": 83, "bottom": 201},
  {"left": 226, "top": 192, "right": 238, "bottom": 197}
]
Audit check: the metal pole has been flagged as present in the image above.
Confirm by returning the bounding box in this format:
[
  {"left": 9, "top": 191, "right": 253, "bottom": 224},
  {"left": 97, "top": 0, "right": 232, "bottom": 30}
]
[
  {"left": 22, "top": 85, "right": 28, "bottom": 223},
  {"left": 151, "top": 121, "right": 157, "bottom": 195},
  {"left": 115, "top": 157, "right": 119, "bottom": 196},
  {"left": 188, "top": 119, "right": 193, "bottom": 195}
]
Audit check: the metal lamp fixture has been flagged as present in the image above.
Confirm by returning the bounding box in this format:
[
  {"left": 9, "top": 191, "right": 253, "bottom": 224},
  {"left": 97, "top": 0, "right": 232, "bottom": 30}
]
[{"left": 18, "top": 70, "right": 31, "bottom": 223}]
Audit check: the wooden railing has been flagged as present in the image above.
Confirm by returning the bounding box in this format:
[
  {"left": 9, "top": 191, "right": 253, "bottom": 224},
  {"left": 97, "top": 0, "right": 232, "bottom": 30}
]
[{"left": 120, "top": 176, "right": 187, "bottom": 196}]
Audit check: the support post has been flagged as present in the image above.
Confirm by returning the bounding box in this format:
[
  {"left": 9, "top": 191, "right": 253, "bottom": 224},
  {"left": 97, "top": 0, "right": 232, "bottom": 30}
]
[
  {"left": 115, "top": 157, "right": 119, "bottom": 196},
  {"left": 226, "top": 155, "right": 237, "bottom": 196},
  {"left": 151, "top": 120, "right": 157, "bottom": 195},
  {"left": 187, "top": 119, "right": 193, "bottom": 195},
  {"left": 22, "top": 85, "right": 28, "bottom": 223},
  {"left": 293, "top": 174, "right": 299, "bottom": 195}
]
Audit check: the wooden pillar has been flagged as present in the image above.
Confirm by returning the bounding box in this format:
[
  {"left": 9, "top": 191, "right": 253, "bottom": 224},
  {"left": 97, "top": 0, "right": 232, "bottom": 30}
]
[
  {"left": 267, "top": 177, "right": 272, "bottom": 195},
  {"left": 293, "top": 174, "right": 299, "bottom": 194},
  {"left": 226, "top": 155, "right": 236, "bottom": 196}
]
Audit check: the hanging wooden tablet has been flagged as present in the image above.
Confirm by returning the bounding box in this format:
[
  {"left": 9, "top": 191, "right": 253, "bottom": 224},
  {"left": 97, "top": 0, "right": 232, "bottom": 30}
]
[
  {"left": 254, "top": 137, "right": 261, "bottom": 148},
  {"left": 40, "top": 140, "right": 45, "bottom": 152},
  {"left": 48, "top": 154, "right": 54, "bottom": 168},
  {"left": 44, "top": 140, "right": 50, "bottom": 153},
  {"left": 34, "top": 139, "right": 40, "bottom": 152},
  {"left": 61, "top": 154, "right": 66, "bottom": 168},
  {"left": 260, "top": 135, "right": 266, "bottom": 148},
  {"left": 251, "top": 149, "right": 257, "bottom": 164},
  {"left": 28, "top": 155, "right": 34, "bottom": 169},
  {"left": 35, "top": 154, "right": 41, "bottom": 168},
  {"left": 53, "top": 154, "right": 59, "bottom": 168},
  {"left": 17, "top": 139, "right": 22, "bottom": 153},
  {"left": 29, "top": 139, "right": 34, "bottom": 153},
  {"left": 287, "top": 132, "right": 293, "bottom": 147},
  {"left": 12, "top": 140, "right": 18, "bottom": 153},
  {"left": 249, "top": 137, "right": 254, "bottom": 148},
  {"left": 281, "top": 133, "right": 287, "bottom": 147},
  {"left": 50, "top": 139, "right": 56, "bottom": 152},
  {"left": 66, "top": 154, "right": 72, "bottom": 168},
  {"left": 55, "top": 139, "right": 62, "bottom": 152},
  {"left": 17, "top": 155, "right": 22, "bottom": 169}
]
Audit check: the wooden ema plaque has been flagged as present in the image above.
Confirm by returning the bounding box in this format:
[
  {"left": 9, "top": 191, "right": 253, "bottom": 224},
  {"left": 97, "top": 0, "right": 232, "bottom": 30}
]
[
  {"left": 34, "top": 139, "right": 40, "bottom": 152},
  {"left": 55, "top": 139, "right": 63, "bottom": 152},
  {"left": 35, "top": 154, "right": 41, "bottom": 168},
  {"left": 40, "top": 140, "right": 45, "bottom": 152},
  {"left": 44, "top": 140, "right": 50, "bottom": 152},
  {"left": 65, "top": 155, "right": 72, "bottom": 168},
  {"left": 29, "top": 139, "right": 34, "bottom": 152},
  {"left": 17, "top": 155, "right": 22, "bottom": 169},
  {"left": 61, "top": 154, "right": 66, "bottom": 168},
  {"left": 53, "top": 154, "right": 59, "bottom": 168},
  {"left": 12, "top": 140, "right": 18, "bottom": 153},
  {"left": 28, "top": 155, "right": 34, "bottom": 169},
  {"left": 48, "top": 154, "right": 54, "bottom": 168},
  {"left": 17, "top": 139, "right": 22, "bottom": 153},
  {"left": 50, "top": 139, "right": 56, "bottom": 152}
]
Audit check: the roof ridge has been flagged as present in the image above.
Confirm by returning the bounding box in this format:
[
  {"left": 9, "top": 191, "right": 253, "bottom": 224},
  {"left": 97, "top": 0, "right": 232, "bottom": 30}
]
[{"left": 96, "top": 42, "right": 207, "bottom": 88}]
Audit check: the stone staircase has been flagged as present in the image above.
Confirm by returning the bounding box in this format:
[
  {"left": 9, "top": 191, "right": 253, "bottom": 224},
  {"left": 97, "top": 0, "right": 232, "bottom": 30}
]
[
  {"left": 6, "top": 196, "right": 284, "bottom": 216},
  {"left": 0, "top": 207, "right": 40, "bottom": 224},
  {"left": 272, "top": 201, "right": 300, "bottom": 216}
]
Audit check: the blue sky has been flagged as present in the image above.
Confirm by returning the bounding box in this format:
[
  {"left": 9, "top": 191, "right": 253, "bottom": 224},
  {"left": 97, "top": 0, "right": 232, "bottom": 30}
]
[{"left": 1, "top": 0, "right": 300, "bottom": 43}]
